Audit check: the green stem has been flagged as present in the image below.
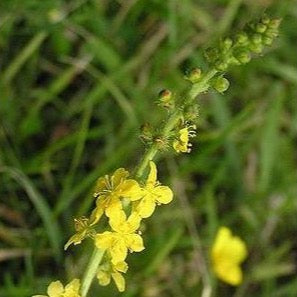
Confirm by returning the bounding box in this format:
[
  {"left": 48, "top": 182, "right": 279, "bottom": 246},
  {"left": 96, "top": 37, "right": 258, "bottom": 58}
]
[{"left": 80, "top": 248, "right": 105, "bottom": 297}]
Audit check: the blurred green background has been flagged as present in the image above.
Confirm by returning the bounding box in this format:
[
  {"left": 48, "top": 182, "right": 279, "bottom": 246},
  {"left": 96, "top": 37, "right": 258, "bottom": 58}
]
[{"left": 0, "top": 0, "right": 297, "bottom": 296}]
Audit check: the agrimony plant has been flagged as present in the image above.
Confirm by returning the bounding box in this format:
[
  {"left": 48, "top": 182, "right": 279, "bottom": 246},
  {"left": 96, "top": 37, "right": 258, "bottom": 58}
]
[{"left": 32, "top": 15, "right": 281, "bottom": 297}]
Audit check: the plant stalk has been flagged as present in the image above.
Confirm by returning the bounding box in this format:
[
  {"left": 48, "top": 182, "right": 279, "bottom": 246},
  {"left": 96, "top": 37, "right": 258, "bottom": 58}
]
[{"left": 80, "top": 248, "right": 105, "bottom": 297}]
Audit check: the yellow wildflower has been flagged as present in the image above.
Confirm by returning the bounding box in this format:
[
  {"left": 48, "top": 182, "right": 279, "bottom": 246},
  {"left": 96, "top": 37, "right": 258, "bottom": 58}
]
[
  {"left": 173, "top": 126, "right": 196, "bottom": 153},
  {"left": 132, "top": 161, "right": 173, "bottom": 218},
  {"left": 64, "top": 217, "right": 95, "bottom": 250},
  {"left": 95, "top": 212, "right": 144, "bottom": 264},
  {"left": 92, "top": 168, "right": 142, "bottom": 222},
  {"left": 97, "top": 260, "right": 128, "bottom": 292},
  {"left": 32, "top": 279, "right": 81, "bottom": 297},
  {"left": 211, "top": 226, "right": 248, "bottom": 286}
]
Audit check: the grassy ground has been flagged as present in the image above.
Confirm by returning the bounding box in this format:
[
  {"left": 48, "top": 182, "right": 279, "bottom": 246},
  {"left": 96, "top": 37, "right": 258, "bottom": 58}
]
[{"left": 0, "top": 0, "right": 297, "bottom": 296}]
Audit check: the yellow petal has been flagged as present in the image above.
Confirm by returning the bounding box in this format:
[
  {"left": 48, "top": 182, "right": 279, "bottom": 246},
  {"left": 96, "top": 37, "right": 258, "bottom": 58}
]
[
  {"left": 93, "top": 177, "right": 107, "bottom": 196},
  {"left": 64, "top": 279, "right": 81, "bottom": 297},
  {"left": 119, "top": 179, "right": 143, "bottom": 201},
  {"left": 114, "top": 261, "right": 128, "bottom": 273},
  {"left": 212, "top": 227, "right": 247, "bottom": 264},
  {"left": 211, "top": 227, "right": 247, "bottom": 286},
  {"left": 95, "top": 232, "right": 115, "bottom": 250},
  {"left": 136, "top": 196, "right": 156, "bottom": 218},
  {"left": 179, "top": 128, "right": 189, "bottom": 142},
  {"left": 111, "top": 168, "right": 129, "bottom": 187},
  {"left": 214, "top": 263, "right": 243, "bottom": 286},
  {"left": 110, "top": 239, "right": 128, "bottom": 264},
  {"left": 111, "top": 271, "right": 126, "bottom": 292},
  {"left": 126, "top": 212, "right": 141, "bottom": 233},
  {"left": 126, "top": 234, "right": 145, "bottom": 252},
  {"left": 97, "top": 270, "right": 111, "bottom": 286},
  {"left": 47, "top": 281, "right": 64, "bottom": 297},
  {"left": 146, "top": 161, "right": 157, "bottom": 187},
  {"left": 64, "top": 232, "right": 86, "bottom": 250},
  {"left": 109, "top": 211, "right": 127, "bottom": 232},
  {"left": 32, "top": 295, "right": 47, "bottom": 297},
  {"left": 152, "top": 185, "right": 173, "bottom": 204},
  {"left": 105, "top": 196, "right": 123, "bottom": 219},
  {"left": 89, "top": 206, "right": 104, "bottom": 226}
]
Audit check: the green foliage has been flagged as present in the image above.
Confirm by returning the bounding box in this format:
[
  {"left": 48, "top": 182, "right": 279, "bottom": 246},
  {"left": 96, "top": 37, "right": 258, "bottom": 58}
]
[{"left": 0, "top": 0, "right": 296, "bottom": 297}]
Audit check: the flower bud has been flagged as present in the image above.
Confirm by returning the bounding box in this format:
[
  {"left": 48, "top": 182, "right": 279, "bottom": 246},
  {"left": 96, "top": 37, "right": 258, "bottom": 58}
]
[
  {"left": 158, "top": 89, "right": 174, "bottom": 109},
  {"left": 140, "top": 123, "right": 153, "bottom": 143},
  {"left": 251, "top": 34, "right": 262, "bottom": 44},
  {"left": 234, "top": 50, "right": 251, "bottom": 64},
  {"left": 215, "top": 61, "right": 228, "bottom": 71},
  {"left": 186, "top": 68, "right": 202, "bottom": 83},
  {"left": 262, "top": 36, "right": 273, "bottom": 46},
  {"left": 212, "top": 76, "right": 230, "bottom": 93},
  {"left": 222, "top": 38, "right": 233, "bottom": 50},
  {"left": 268, "top": 18, "right": 281, "bottom": 30},
  {"left": 255, "top": 23, "right": 267, "bottom": 33},
  {"left": 235, "top": 32, "right": 248, "bottom": 45},
  {"left": 261, "top": 15, "right": 270, "bottom": 25}
]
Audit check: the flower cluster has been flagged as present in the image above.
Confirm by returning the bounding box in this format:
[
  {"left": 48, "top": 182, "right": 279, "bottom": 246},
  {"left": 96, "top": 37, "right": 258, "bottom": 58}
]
[
  {"left": 33, "top": 279, "right": 81, "bottom": 297},
  {"left": 65, "top": 161, "right": 173, "bottom": 292},
  {"left": 205, "top": 16, "right": 281, "bottom": 72},
  {"left": 211, "top": 227, "right": 247, "bottom": 285}
]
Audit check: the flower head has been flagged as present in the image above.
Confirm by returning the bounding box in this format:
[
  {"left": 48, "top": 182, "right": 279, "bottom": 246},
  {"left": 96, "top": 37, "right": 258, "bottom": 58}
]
[
  {"left": 97, "top": 260, "right": 128, "bottom": 292},
  {"left": 211, "top": 227, "right": 248, "bottom": 286},
  {"left": 64, "top": 217, "right": 95, "bottom": 250},
  {"left": 92, "top": 168, "right": 142, "bottom": 222},
  {"left": 173, "top": 126, "right": 196, "bottom": 153},
  {"left": 32, "top": 279, "right": 81, "bottom": 297},
  {"left": 95, "top": 212, "right": 144, "bottom": 264},
  {"left": 132, "top": 161, "right": 173, "bottom": 218}
]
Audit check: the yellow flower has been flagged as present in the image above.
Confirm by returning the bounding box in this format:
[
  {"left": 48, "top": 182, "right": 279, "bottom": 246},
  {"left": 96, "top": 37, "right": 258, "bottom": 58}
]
[
  {"left": 211, "top": 226, "right": 248, "bottom": 286},
  {"left": 92, "top": 168, "right": 142, "bottom": 222},
  {"left": 95, "top": 212, "right": 144, "bottom": 264},
  {"left": 173, "top": 126, "right": 196, "bottom": 153},
  {"left": 32, "top": 279, "right": 81, "bottom": 297},
  {"left": 64, "top": 217, "right": 95, "bottom": 250},
  {"left": 132, "top": 161, "right": 173, "bottom": 218},
  {"left": 97, "top": 260, "right": 128, "bottom": 292}
]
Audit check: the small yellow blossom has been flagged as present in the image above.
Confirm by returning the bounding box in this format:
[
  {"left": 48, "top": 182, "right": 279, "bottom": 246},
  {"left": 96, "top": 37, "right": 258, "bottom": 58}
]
[
  {"left": 173, "top": 126, "right": 196, "bottom": 153},
  {"left": 95, "top": 212, "right": 144, "bottom": 264},
  {"left": 64, "top": 217, "right": 95, "bottom": 250},
  {"left": 32, "top": 279, "right": 81, "bottom": 297},
  {"left": 92, "top": 168, "right": 142, "bottom": 222},
  {"left": 211, "top": 226, "right": 248, "bottom": 286},
  {"left": 132, "top": 161, "right": 173, "bottom": 218},
  {"left": 97, "top": 260, "right": 128, "bottom": 292}
]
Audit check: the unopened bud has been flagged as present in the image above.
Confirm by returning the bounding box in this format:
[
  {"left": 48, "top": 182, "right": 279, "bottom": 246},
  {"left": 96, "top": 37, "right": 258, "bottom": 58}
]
[
  {"left": 140, "top": 123, "right": 153, "bottom": 142},
  {"left": 223, "top": 38, "right": 233, "bottom": 50},
  {"left": 235, "top": 32, "right": 248, "bottom": 45},
  {"left": 158, "top": 89, "right": 173, "bottom": 108},
  {"left": 215, "top": 61, "right": 228, "bottom": 71},
  {"left": 255, "top": 23, "right": 267, "bottom": 33},
  {"left": 262, "top": 36, "right": 273, "bottom": 46},
  {"left": 234, "top": 50, "right": 251, "bottom": 64},
  {"left": 268, "top": 18, "right": 281, "bottom": 30},
  {"left": 261, "top": 15, "right": 270, "bottom": 25},
  {"left": 252, "top": 34, "right": 262, "bottom": 44},
  {"left": 249, "top": 43, "right": 263, "bottom": 53},
  {"left": 187, "top": 68, "right": 202, "bottom": 83},
  {"left": 212, "top": 76, "right": 230, "bottom": 93}
]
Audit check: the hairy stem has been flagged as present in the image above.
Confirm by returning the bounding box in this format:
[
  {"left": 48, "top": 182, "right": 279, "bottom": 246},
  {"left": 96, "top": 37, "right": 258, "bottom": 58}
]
[
  {"left": 135, "top": 68, "right": 217, "bottom": 178},
  {"left": 80, "top": 248, "right": 105, "bottom": 297}
]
